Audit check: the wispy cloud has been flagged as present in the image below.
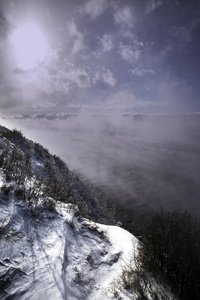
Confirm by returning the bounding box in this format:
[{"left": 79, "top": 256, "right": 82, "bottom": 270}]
[
  {"left": 51, "top": 65, "right": 91, "bottom": 90},
  {"left": 71, "top": 69, "right": 91, "bottom": 88},
  {"left": 105, "top": 89, "right": 157, "bottom": 109},
  {"left": 131, "top": 65, "right": 155, "bottom": 77},
  {"left": 10, "top": 61, "right": 92, "bottom": 110},
  {"left": 93, "top": 67, "right": 116, "bottom": 87},
  {"left": 68, "top": 19, "right": 86, "bottom": 54},
  {"left": 0, "top": 0, "right": 199, "bottom": 115},
  {"left": 82, "top": 0, "right": 108, "bottom": 19},
  {"left": 168, "top": 18, "right": 200, "bottom": 51},
  {"left": 98, "top": 34, "right": 114, "bottom": 52},
  {"left": 145, "top": 0, "right": 164, "bottom": 14},
  {"left": 114, "top": 6, "right": 134, "bottom": 27},
  {"left": 118, "top": 40, "right": 143, "bottom": 63}
]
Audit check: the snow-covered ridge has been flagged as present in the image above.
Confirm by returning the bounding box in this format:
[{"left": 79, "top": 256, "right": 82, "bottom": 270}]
[
  {"left": 0, "top": 125, "right": 179, "bottom": 300},
  {"left": 0, "top": 125, "right": 138, "bottom": 299},
  {"left": 0, "top": 180, "right": 137, "bottom": 300}
]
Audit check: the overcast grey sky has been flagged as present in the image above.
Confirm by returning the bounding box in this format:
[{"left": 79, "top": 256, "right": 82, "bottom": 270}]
[{"left": 0, "top": 0, "right": 200, "bottom": 115}]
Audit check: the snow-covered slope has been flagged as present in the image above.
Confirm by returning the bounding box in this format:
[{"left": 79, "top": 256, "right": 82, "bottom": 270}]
[
  {"left": 0, "top": 125, "right": 138, "bottom": 299},
  {"left": 0, "top": 178, "right": 137, "bottom": 299}
]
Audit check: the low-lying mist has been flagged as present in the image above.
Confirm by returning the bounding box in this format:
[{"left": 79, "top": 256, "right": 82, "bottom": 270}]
[{"left": 2, "top": 113, "right": 200, "bottom": 217}]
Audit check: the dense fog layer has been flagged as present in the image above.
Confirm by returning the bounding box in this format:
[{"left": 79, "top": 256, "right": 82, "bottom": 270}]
[{"left": 2, "top": 113, "right": 200, "bottom": 215}]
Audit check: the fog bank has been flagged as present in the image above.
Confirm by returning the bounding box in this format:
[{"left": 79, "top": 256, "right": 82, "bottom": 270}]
[{"left": 2, "top": 113, "right": 200, "bottom": 215}]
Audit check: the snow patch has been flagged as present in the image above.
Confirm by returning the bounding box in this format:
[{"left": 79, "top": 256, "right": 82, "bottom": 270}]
[
  {"left": 0, "top": 171, "right": 4, "bottom": 187},
  {"left": 0, "top": 199, "right": 138, "bottom": 299}
]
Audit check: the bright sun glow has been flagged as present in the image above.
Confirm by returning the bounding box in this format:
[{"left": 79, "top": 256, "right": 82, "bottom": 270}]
[{"left": 11, "top": 22, "right": 48, "bottom": 70}]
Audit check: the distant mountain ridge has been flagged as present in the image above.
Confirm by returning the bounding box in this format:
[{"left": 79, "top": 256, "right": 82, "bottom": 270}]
[{"left": 2, "top": 111, "right": 200, "bottom": 122}]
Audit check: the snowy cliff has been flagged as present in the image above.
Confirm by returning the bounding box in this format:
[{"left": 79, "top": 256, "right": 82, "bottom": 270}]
[
  {"left": 0, "top": 190, "right": 137, "bottom": 299},
  {"left": 0, "top": 126, "right": 138, "bottom": 299}
]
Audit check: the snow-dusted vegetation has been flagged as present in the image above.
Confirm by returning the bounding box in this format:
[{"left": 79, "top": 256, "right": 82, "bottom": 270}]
[
  {"left": 4, "top": 113, "right": 200, "bottom": 236},
  {"left": 0, "top": 190, "right": 137, "bottom": 299},
  {"left": 0, "top": 125, "right": 138, "bottom": 299}
]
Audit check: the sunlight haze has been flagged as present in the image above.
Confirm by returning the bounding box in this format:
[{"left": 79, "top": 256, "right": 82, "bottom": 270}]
[{"left": 10, "top": 22, "right": 48, "bottom": 70}]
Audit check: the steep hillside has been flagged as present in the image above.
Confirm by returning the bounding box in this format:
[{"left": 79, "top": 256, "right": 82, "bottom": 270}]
[
  {"left": 0, "top": 125, "right": 103, "bottom": 221},
  {"left": 0, "top": 182, "right": 137, "bottom": 299},
  {"left": 0, "top": 125, "right": 177, "bottom": 299},
  {"left": 4, "top": 113, "right": 200, "bottom": 236},
  {"left": 0, "top": 125, "right": 138, "bottom": 299}
]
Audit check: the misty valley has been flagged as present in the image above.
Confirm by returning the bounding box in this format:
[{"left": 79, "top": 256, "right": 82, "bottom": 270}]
[
  {"left": 1, "top": 113, "right": 200, "bottom": 299},
  {"left": 3, "top": 113, "right": 200, "bottom": 229}
]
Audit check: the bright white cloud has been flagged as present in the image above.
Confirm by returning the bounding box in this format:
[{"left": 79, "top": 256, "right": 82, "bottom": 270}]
[
  {"left": 99, "top": 34, "right": 114, "bottom": 52},
  {"left": 93, "top": 67, "right": 116, "bottom": 87},
  {"left": 68, "top": 20, "right": 86, "bottom": 54},
  {"left": 101, "top": 68, "right": 116, "bottom": 86},
  {"left": 119, "top": 44, "right": 137, "bottom": 62},
  {"left": 114, "top": 6, "right": 134, "bottom": 27},
  {"left": 131, "top": 66, "right": 155, "bottom": 77},
  {"left": 33, "top": 61, "right": 92, "bottom": 95},
  {"left": 72, "top": 38, "right": 86, "bottom": 54},
  {"left": 83, "top": 0, "right": 107, "bottom": 19},
  {"left": 68, "top": 20, "right": 79, "bottom": 37},
  {"left": 118, "top": 40, "right": 143, "bottom": 63},
  {"left": 30, "top": 65, "right": 70, "bottom": 95}
]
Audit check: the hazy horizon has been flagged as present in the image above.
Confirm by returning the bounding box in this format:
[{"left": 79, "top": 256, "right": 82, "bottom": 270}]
[{"left": 1, "top": 112, "right": 200, "bottom": 217}]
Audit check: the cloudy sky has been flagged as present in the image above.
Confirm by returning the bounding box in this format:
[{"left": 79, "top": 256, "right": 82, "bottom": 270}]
[{"left": 0, "top": 0, "right": 200, "bottom": 114}]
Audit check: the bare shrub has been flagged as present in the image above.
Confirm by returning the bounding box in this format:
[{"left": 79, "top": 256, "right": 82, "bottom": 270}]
[{"left": 140, "top": 209, "right": 200, "bottom": 300}]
